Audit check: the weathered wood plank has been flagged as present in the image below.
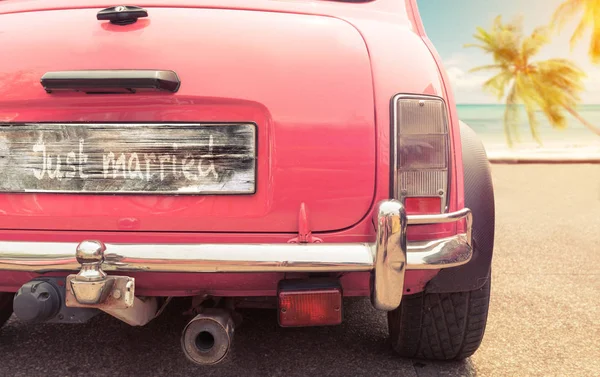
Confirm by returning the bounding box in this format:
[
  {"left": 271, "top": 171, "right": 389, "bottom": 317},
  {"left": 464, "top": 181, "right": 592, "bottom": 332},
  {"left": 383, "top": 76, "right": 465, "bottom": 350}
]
[{"left": 0, "top": 123, "right": 256, "bottom": 194}]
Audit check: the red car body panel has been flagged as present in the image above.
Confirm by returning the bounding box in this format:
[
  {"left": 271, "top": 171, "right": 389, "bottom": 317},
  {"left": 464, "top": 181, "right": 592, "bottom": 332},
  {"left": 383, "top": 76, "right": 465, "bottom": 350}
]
[
  {"left": 0, "top": 0, "right": 464, "bottom": 296},
  {"left": 0, "top": 7, "right": 376, "bottom": 233}
]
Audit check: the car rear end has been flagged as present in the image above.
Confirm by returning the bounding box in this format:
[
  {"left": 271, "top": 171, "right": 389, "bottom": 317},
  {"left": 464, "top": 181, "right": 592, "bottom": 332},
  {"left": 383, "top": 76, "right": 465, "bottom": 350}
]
[{"left": 0, "top": 0, "right": 491, "bottom": 365}]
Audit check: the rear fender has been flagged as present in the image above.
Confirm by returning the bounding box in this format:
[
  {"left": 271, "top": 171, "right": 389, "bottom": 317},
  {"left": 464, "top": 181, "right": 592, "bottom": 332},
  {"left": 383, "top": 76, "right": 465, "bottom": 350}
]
[{"left": 425, "top": 121, "right": 495, "bottom": 293}]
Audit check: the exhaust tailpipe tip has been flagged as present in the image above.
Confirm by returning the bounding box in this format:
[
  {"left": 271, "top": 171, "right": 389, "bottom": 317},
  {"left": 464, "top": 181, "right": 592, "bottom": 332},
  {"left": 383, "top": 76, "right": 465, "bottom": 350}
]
[{"left": 181, "top": 308, "right": 235, "bottom": 365}]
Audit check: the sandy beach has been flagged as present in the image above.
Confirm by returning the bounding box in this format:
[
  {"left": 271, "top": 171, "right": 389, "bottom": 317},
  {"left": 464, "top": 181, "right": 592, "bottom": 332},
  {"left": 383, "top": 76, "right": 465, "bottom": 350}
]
[
  {"left": 0, "top": 163, "right": 599, "bottom": 377},
  {"left": 469, "top": 164, "right": 600, "bottom": 376}
]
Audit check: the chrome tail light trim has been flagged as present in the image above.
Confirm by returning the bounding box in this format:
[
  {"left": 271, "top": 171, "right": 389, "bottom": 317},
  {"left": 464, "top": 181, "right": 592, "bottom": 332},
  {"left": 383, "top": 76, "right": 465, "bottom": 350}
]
[{"left": 391, "top": 93, "right": 451, "bottom": 213}]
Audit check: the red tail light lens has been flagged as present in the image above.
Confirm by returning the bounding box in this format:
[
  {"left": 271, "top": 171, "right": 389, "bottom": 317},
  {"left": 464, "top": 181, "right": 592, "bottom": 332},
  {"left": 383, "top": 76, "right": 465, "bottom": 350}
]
[
  {"left": 405, "top": 197, "right": 442, "bottom": 215},
  {"left": 278, "top": 287, "right": 342, "bottom": 327}
]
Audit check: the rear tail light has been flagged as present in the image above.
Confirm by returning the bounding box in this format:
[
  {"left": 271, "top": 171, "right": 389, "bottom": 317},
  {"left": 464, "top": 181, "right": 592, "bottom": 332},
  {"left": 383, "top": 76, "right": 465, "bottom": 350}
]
[
  {"left": 278, "top": 280, "right": 342, "bottom": 327},
  {"left": 404, "top": 197, "right": 442, "bottom": 215},
  {"left": 393, "top": 95, "right": 450, "bottom": 213}
]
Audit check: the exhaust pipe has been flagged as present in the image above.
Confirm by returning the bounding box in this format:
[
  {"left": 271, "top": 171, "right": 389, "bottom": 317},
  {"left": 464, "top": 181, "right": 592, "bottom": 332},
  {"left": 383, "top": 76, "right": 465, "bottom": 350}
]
[{"left": 181, "top": 308, "right": 235, "bottom": 365}]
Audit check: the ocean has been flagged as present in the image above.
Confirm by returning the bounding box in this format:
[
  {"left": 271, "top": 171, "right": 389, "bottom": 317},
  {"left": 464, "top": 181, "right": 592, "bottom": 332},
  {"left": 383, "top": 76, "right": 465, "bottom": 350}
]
[{"left": 457, "top": 104, "right": 600, "bottom": 159}]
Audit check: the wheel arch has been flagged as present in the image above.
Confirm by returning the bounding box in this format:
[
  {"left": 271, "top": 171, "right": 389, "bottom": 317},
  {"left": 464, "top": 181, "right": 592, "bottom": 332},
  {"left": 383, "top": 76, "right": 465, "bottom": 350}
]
[{"left": 426, "top": 120, "right": 495, "bottom": 293}]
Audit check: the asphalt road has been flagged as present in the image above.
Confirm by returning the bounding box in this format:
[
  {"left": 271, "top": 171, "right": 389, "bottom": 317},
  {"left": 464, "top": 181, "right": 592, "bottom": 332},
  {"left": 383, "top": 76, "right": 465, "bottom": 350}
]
[{"left": 1, "top": 164, "right": 599, "bottom": 377}]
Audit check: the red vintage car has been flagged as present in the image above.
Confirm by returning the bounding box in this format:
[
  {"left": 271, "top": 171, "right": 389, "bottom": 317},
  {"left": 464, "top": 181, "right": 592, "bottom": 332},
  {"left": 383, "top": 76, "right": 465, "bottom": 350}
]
[{"left": 0, "top": 0, "right": 495, "bottom": 365}]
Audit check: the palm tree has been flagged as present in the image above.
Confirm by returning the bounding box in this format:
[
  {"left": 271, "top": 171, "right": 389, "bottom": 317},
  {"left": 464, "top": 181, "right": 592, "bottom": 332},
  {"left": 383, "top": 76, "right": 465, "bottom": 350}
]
[
  {"left": 466, "top": 16, "right": 600, "bottom": 147},
  {"left": 552, "top": 0, "right": 600, "bottom": 64}
]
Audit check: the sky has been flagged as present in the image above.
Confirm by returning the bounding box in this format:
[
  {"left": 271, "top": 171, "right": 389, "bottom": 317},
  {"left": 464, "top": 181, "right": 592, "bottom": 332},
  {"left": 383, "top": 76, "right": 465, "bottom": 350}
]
[{"left": 416, "top": 0, "right": 600, "bottom": 104}]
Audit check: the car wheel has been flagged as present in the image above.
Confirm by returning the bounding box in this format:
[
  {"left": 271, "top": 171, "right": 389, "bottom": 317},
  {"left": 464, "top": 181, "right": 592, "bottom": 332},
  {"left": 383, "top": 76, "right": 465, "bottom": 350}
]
[
  {"left": 0, "top": 293, "right": 13, "bottom": 330},
  {"left": 388, "top": 277, "right": 491, "bottom": 361}
]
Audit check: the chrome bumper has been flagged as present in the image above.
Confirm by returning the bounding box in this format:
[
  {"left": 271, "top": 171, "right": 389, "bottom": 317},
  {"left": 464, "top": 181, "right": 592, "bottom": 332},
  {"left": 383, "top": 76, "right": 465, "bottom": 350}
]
[{"left": 0, "top": 200, "right": 472, "bottom": 311}]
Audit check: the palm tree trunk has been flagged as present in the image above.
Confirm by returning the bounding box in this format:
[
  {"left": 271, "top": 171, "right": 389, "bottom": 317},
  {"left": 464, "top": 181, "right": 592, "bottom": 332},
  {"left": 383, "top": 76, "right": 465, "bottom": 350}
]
[
  {"left": 566, "top": 107, "right": 600, "bottom": 136},
  {"left": 503, "top": 84, "right": 518, "bottom": 148}
]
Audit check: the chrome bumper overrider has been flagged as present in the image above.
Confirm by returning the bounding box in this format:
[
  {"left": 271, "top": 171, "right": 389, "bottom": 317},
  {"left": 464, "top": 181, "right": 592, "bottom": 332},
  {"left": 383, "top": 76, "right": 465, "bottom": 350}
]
[{"left": 0, "top": 200, "right": 472, "bottom": 311}]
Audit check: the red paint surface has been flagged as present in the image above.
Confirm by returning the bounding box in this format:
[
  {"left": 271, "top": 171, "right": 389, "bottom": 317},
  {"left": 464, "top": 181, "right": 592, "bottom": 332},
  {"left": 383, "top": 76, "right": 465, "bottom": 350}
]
[
  {"left": 0, "top": 270, "right": 435, "bottom": 296},
  {"left": 0, "top": 8, "right": 376, "bottom": 233},
  {"left": 0, "top": 0, "right": 465, "bottom": 296}
]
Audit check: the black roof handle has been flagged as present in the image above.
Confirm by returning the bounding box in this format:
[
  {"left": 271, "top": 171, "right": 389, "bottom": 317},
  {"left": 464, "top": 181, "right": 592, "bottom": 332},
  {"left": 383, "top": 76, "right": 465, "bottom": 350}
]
[{"left": 40, "top": 70, "right": 181, "bottom": 94}]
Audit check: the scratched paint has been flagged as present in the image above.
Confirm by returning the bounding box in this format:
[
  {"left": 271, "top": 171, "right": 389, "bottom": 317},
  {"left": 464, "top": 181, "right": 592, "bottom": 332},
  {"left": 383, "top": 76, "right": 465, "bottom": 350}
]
[{"left": 0, "top": 123, "right": 256, "bottom": 194}]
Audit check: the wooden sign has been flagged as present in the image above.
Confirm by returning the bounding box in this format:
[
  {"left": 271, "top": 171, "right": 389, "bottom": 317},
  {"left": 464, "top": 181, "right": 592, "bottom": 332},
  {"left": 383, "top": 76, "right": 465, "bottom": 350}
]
[{"left": 0, "top": 123, "right": 256, "bottom": 194}]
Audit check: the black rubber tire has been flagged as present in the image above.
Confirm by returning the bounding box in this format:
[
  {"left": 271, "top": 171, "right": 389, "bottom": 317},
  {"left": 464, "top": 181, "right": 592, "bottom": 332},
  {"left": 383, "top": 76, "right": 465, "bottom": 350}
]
[
  {"left": 388, "top": 278, "right": 490, "bottom": 360},
  {"left": 0, "top": 293, "right": 13, "bottom": 329}
]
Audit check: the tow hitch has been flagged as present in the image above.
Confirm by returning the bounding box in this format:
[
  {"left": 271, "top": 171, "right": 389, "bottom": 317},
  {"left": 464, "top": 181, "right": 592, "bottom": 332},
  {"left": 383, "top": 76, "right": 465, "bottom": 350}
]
[
  {"left": 67, "top": 240, "right": 133, "bottom": 307},
  {"left": 65, "top": 240, "right": 164, "bottom": 326}
]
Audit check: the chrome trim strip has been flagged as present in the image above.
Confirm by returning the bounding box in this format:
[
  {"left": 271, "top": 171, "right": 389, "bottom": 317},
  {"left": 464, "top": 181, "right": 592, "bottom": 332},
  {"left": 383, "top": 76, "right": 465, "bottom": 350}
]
[
  {"left": 0, "top": 242, "right": 375, "bottom": 273},
  {"left": 408, "top": 208, "right": 473, "bottom": 249},
  {"left": 0, "top": 234, "right": 468, "bottom": 272},
  {"left": 0, "top": 201, "right": 473, "bottom": 311},
  {"left": 406, "top": 234, "right": 471, "bottom": 270},
  {"left": 371, "top": 200, "right": 407, "bottom": 311},
  {"left": 407, "top": 208, "right": 471, "bottom": 225},
  {"left": 0, "top": 235, "right": 471, "bottom": 274}
]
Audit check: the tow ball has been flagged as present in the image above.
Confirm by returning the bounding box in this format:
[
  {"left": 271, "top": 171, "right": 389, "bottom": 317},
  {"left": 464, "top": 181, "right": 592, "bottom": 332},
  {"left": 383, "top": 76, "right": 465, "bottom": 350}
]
[{"left": 64, "top": 240, "right": 163, "bottom": 326}]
